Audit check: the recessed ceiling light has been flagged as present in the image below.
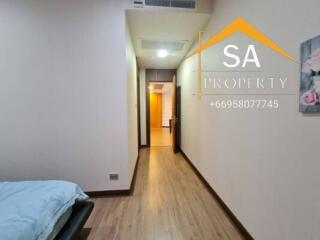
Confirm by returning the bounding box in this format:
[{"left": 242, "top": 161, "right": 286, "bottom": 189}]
[{"left": 158, "top": 49, "right": 168, "bottom": 58}]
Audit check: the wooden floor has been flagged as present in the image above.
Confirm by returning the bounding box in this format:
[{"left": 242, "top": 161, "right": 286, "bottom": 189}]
[
  {"left": 151, "top": 128, "right": 172, "bottom": 147},
  {"left": 83, "top": 147, "right": 245, "bottom": 240}
]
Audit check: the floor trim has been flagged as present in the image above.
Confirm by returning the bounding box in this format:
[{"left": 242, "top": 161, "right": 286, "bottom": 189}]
[
  {"left": 139, "top": 145, "right": 148, "bottom": 149},
  {"left": 86, "top": 154, "right": 140, "bottom": 198},
  {"left": 179, "top": 149, "right": 254, "bottom": 240}
]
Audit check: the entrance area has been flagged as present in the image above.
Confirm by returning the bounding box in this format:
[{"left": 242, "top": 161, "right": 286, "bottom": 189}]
[{"left": 149, "top": 82, "right": 173, "bottom": 147}]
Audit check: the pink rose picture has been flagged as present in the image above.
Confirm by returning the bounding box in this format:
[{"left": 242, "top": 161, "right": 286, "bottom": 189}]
[
  {"left": 302, "top": 48, "right": 320, "bottom": 74},
  {"left": 300, "top": 89, "right": 319, "bottom": 106},
  {"left": 300, "top": 35, "right": 320, "bottom": 112}
]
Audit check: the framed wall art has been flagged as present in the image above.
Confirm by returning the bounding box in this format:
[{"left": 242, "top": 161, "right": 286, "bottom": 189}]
[{"left": 300, "top": 34, "right": 320, "bottom": 112}]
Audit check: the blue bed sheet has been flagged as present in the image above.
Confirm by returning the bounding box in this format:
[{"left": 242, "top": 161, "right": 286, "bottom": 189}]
[{"left": 0, "top": 180, "right": 88, "bottom": 240}]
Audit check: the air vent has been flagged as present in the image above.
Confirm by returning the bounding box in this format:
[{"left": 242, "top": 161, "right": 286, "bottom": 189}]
[
  {"left": 141, "top": 40, "right": 186, "bottom": 51},
  {"left": 145, "top": 0, "right": 196, "bottom": 9},
  {"left": 134, "top": 0, "right": 144, "bottom": 8}
]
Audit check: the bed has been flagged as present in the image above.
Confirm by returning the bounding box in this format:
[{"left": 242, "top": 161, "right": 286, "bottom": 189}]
[{"left": 0, "top": 181, "right": 94, "bottom": 240}]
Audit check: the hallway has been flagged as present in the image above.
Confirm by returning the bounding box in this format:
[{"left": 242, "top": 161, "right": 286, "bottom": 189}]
[
  {"left": 84, "top": 147, "right": 245, "bottom": 240},
  {"left": 151, "top": 128, "right": 172, "bottom": 147}
]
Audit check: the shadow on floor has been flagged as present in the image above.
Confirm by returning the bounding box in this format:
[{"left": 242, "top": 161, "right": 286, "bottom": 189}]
[{"left": 78, "top": 228, "right": 92, "bottom": 240}]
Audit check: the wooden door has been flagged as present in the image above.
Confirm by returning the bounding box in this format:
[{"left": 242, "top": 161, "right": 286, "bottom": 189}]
[
  {"left": 171, "top": 76, "right": 179, "bottom": 153},
  {"left": 176, "top": 86, "right": 181, "bottom": 150},
  {"left": 150, "top": 93, "right": 162, "bottom": 128}
]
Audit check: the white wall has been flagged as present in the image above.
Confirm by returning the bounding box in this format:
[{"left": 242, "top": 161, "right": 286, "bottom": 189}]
[
  {"left": 177, "top": 0, "right": 320, "bottom": 239},
  {"left": 162, "top": 84, "right": 173, "bottom": 127},
  {"left": 126, "top": 19, "right": 138, "bottom": 180},
  {"left": 139, "top": 69, "right": 147, "bottom": 145},
  {"left": 196, "top": 0, "right": 214, "bottom": 14},
  {"left": 0, "top": 0, "right": 137, "bottom": 191}
]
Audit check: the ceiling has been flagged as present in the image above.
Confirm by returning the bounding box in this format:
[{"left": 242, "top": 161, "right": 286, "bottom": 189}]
[
  {"left": 150, "top": 82, "right": 173, "bottom": 93},
  {"left": 126, "top": 9, "right": 211, "bottom": 69}
]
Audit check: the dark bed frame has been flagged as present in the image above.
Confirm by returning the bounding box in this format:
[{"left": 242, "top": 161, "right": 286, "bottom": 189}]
[{"left": 54, "top": 201, "right": 94, "bottom": 240}]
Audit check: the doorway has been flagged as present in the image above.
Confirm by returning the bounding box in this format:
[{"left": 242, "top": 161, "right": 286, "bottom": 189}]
[
  {"left": 149, "top": 82, "right": 173, "bottom": 147},
  {"left": 144, "top": 69, "right": 180, "bottom": 152}
]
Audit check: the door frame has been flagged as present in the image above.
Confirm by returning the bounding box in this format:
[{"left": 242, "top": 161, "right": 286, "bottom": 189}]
[
  {"left": 136, "top": 62, "right": 141, "bottom": 148},
  {"left": 146, "top": 76, "right": 176, "bottom": 147},
  {"left": 176, "top": 86, "right": 181, "bottom": 151}
]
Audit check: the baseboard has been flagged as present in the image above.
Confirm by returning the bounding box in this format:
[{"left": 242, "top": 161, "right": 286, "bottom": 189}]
[
  {"left": 179, "top": 149, "right": 254, "bottom": 240},
  {"left": 139, "top": 144, "right": 148, "bottom": 149},
  {"left": 86, "top": 154, "right": 140, "bottom": 198},
  {"left": 86, "top": 189, "right": 130, "bottom": 197}
]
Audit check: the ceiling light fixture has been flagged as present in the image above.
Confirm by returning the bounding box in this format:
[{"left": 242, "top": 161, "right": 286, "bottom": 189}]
[{"left": 158, "top": 49, "right": 168, "bottom": 58}]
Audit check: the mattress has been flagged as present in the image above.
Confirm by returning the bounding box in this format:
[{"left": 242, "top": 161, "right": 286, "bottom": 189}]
[
  {"left": 47, "top": 207, "right": 73, "bottom": 240},
  {"left": 0, "top": 180, "right": 88, "bottom": 240}
]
